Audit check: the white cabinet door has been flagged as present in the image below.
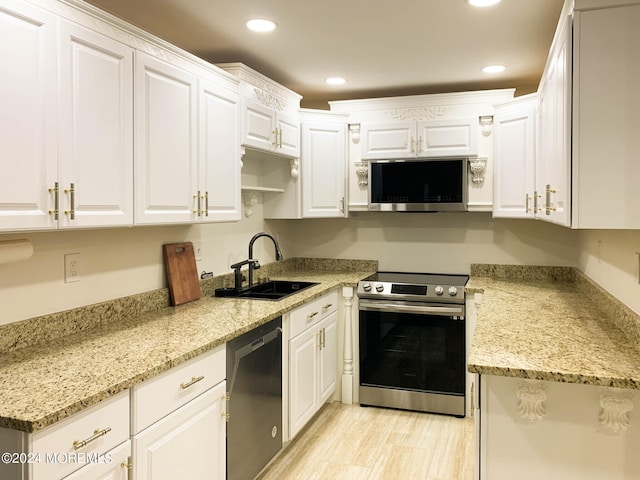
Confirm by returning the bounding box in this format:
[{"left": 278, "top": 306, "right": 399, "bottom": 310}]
[
  {"left": 573, "top": 4, "right": 640, "bottom": 229},
  {"left": 276, "top": 112, "right": 301, "bottom": 158},
  {"left": 242, "top": 98, "right": 276, "bottom": 152},
  {"left": 133, "top": 382, "right": 226, "bottom": 480},
  {"left": 199, "top": 78, "right": 241, "bottom": 222},
  {"left": 63, "top": 440, "right": 130, "bottom": 480},
  {"left": 492, "top": 97, "right": 536, "bottom": 219},
  {"left": 417, "top": 118, "right": 479, "bottom": 157},
  {"left": 241, "top": 98, "right": 300, "bottom": 158},
  {"left": 537, "top": 11, "right": 572, "bottom": 227},
  {"left": 318, "top": 312, "right": 338, "bottom": 405},
  {"left": 361, "top": 122, "right": 414, "bottom": 159},
  {"left": 289, "top": 326, "right": 319, "bottom": 438},
  {"left": 134, "top": 51, "right": 198, "bottom": 225},
  {"left": 58, "top": 20, "right": 133, "bottom": 229},
  {"left": 301, "top": 121, "right": 346, "bottom": 218},
  {"left": 0, "top": 0, "right": 57, "bottom": 231}
]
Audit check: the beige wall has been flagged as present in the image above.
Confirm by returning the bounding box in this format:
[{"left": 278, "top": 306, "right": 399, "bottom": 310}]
[
  {"left": 273, "top": 213, "right": 579, "bottom": 274},
  {"left": 0, "top": 205, "right": 274, "bottom": 325},
  {"left": 5, "top": 209, "right": 639, "bottom": 327},
  {"left": 577, "top": 229, "right": 640, "bottom": 314}
]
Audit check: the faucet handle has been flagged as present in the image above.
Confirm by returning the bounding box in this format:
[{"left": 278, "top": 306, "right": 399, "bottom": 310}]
[{"left": 253, "top": 260, "right": 261, "bottom": 270}]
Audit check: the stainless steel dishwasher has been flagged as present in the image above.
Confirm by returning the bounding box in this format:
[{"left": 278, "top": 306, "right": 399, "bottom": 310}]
[{"left": 226, "top": 317, "right": 282, "bottom": 480}]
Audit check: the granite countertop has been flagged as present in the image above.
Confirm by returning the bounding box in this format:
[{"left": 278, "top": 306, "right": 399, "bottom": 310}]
[
  {"left": 0, "top": 261, "right": 376, "bottom": 433},
  {"left": 467, "top": 265, "right": 640, "bottom": 390}
]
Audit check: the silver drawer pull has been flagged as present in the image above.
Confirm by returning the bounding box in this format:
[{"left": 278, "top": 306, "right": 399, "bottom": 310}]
[
  {"left": 306, "top": 311, "right": 318, "bottom": 320},
  {"left": 180, "top": 375, "right": 205, "bottom": 389},
  {"left": 73, "top": 427, "right": 111, "bottom": 450},
  {"left": 323, "top": 303, "right": 333, "bottom": 310}
]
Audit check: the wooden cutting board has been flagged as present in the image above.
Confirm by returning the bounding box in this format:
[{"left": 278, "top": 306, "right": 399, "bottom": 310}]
[{"left": 163, "top": 242, "right": 201, "bottom": 306}]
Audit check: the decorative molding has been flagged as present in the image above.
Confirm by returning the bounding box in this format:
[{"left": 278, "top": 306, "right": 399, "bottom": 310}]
[
  {"left": 387, "top": 106, "right": 450, "bottom": 121},
  {"left": 469, "top": 157, "right": 488, "bottom": 184},
  {"left": 290, "top": 159, "right": 300, "bottom": 180},
  {"left": 349, "top": 124, "right": 361, "bottom": 144},
  {"left": 354, "top": 162, "right": 369, "bottom": 188},
  {"left": 342, "top": 286, "right": 355, "bottom": 404},
  {"left": 241, "top": 191, "right": 259, "bottom": 218},
  {"left": 516, "top": 381, "right": 547, "bottom": 423},
  {"left": 254, "top": 88, "right": 287, "bottom": 112},
  {"left": 479, "top": 115, "right": 494, "bottom": 136},
  {"left": 599, "top": 389, "right": 634, "bottom": 435}
]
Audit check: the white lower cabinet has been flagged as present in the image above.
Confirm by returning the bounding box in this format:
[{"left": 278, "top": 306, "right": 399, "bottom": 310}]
[
  {"left": 132, "top": 383, "right": 226, "bottom": 480},
  {"left": 63, "top": 440, "right": 130, "bottom": 480},
  {"left": 478, "top": 375, "right": 640, "bottom": 480},
  {"left": 130, "top": 345, "right": 226, "bottom": 480},
  {"left": 288, "top": 291, "right": 338, "bottom": 439},
  {"left": 0, "top": 390, "right": 130, "bottom": 480}
]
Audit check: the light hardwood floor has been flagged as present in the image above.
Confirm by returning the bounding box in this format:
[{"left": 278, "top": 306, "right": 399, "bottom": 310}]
[{"left": 260, "top": 402, "right": 475, "bottom": 480}]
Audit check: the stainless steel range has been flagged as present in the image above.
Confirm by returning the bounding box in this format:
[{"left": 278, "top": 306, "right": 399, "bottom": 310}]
[{"left": 357, "top": 272, "right": 469, "bottom": 417}]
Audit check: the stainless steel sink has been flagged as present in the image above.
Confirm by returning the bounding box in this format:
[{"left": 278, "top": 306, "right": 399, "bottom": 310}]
[{"left": 237, "top": 280, "right": 318, "bottom": 300}]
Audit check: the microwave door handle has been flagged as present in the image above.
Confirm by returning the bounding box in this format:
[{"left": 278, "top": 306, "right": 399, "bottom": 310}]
[{"left": 359, "top": 301, "right": 463, "bottom": 317}]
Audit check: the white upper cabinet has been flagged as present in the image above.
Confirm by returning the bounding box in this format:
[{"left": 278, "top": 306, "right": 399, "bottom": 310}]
[
  {"left": 58, "top": 20, "right": 133, "bottom": 228},
  {"left": 199, "top": 77, "right": 242, "bottom": 222},
  {"left": 0, "top": 0, "right": 57, "bottom": 231},
  {"left": 361, "top": 118, "right": 478, "bottom": 160},
  {"left": 492, "top": 95, "right": 537, "bottom": 219},
  {"left": 572, "top": 2, "right": 640, "bottom": 229},
  {"left": 0, "top": 1, "right": 135, "bottom": 232},
  {"left": 417, "top": 118, "right": 479, "bottom": 157},
  {"left": 301, "top": 117, "right": 347, "bottom": 218},
  {"left": 241, "top": 98, "right": 300, "bottom": 158},
  {"left": 537, "top": 8, "right": 572, "bottom": 227},
  {"left": 134, "top": 51, "right": 199, "bottom": 225},
  {"left": 360, "top": 122, "right": 414, "bottom": 159}
]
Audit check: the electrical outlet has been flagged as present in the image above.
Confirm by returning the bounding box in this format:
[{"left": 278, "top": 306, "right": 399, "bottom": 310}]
[
  {"left": 64, "top": 253, "right": 81, "bottom": 283},
  {"left": 193, "top": 242, "right": 203, "bottom": 262}
]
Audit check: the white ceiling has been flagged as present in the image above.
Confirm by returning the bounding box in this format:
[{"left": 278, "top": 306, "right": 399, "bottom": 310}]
[{"left": 83, "top": 0, "right": 565, "bottom": 108}]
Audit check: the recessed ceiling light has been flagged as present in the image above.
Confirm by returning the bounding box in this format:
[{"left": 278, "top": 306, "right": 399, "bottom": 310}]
[
  {"left": 246, "top": 19, "right": 277, "bottom": 33},
  {"left": 468, "top": 0, "right": 501, "bottom": 6},
  {"left": 482, "top": 64, "right": 506, "bottom": 74},
  {"left": 326, "top": 77, "right": 346, "bottom": 85}
]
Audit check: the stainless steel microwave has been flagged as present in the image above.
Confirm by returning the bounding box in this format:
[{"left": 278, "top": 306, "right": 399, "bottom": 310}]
[{"left": 368, "top": 157, "right": 469, "bottom": 212}]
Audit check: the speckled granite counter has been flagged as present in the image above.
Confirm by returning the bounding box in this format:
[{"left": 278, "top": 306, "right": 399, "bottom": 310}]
[
  {"left": 467, "top": 264, "right": 640, "bottom": 390},
  {"left": 0, "top": 258, "right": 376, "bottom": 433}
]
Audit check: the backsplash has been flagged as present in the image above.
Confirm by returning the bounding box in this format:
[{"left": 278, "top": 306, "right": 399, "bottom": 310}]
[
  {"left": 0, "top": 257, "right": 377, "bottom": 354},
  {"left": 469, "top": 263, "right": 640, "bottom": 345}
]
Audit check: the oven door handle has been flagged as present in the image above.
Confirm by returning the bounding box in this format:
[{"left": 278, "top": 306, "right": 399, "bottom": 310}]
[{"left": 359, "top": 300, "right": 464, "bottom": 317}]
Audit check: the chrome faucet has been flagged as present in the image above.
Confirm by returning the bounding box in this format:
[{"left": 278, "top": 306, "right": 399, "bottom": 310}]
[
  {"left": 229, "top": 232, "right": 283, "bottom": 290},
  {"left": 247, "top": 232, "right": 283, "bottom": 287}
]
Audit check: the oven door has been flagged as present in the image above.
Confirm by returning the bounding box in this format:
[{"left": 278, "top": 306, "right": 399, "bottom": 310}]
[{"left": 358, "top": 299, "right": 466, "bottom": 415}]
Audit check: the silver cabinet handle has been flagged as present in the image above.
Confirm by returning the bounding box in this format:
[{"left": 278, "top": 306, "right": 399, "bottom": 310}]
[
  {"left": 323, "top": 303, "right": 333, "bottom": 310},
  {"left": 48, "top": 182, "right": 59, "bottom": 220},
  {"left": 204, "top": 191, "right": 209, "bottom": 217},
  {"left": 180, "top": 375, "right": 205, "bottom": 389},
  {"left": 307, "top": 311, "right": 318, "bottom": 321},
  {"left": 64, "top": 183, "right": 75, "bottom": 220},
  {"left": 193, "top": 191, "right": 201, "bottom": 216},
  {"left": 73, "top": 427, "right": 111, "bottom": 450},
  {"left": 525, "top": 194, "right": 531, "bottom": 213}
]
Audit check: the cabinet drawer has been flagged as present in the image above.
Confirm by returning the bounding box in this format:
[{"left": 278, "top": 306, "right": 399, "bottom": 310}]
[
  {"left": 290, "top": 291, "right": 338, "bottom": 339},
  {"left": 31, "top": 390, "right": 129, "bottom": 480},
  {"left": 131, "top": 344, "right": 225, "bottom": 434},
  {"left": 64, "top": 439, "right": 130, "bottom": 480}
]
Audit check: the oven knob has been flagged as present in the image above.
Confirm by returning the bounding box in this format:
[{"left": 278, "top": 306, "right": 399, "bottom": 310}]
[
  {"left": 448, "top": 286, "right": 458, "bottom": 296},
  {"left": 363, "top": 283, "right": 372, "bottom": 292},
  {"left": 375, "top": 284, "right": 384, "bottom": 292},
  {"left": 434, "top": 286, "right": 444, "bottom": 296}
]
